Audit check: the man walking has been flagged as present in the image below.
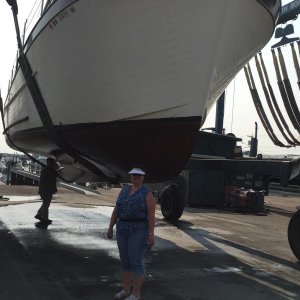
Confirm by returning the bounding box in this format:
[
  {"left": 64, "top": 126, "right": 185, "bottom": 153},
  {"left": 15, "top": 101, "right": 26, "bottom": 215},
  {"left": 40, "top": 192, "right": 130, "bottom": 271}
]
[{"left": 35, "top": 157, "right": 57, "bottom": 224}]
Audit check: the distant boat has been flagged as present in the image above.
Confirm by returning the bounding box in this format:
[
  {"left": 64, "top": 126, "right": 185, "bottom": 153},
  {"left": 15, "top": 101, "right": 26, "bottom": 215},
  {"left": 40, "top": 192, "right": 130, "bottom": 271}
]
[
  {"left": 3, "top": 0, "right": 281, "bottom": 183},
  {"left": 0, "top": 161, "right": 6, "bottom": 171}
]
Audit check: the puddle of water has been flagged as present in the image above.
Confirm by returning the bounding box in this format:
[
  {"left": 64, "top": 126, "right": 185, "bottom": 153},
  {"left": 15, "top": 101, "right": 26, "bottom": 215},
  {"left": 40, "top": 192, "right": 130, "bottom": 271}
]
[
  {"left": 204, "top": 267, "right": 243, "bottom": 273},
  {"left": 3, "top": 195, "right": 41, "bottom": 202}
]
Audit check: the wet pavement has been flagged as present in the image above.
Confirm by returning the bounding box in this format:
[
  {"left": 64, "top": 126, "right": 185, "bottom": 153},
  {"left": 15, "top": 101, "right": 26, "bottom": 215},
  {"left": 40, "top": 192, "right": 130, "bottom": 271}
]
[{"left": 0, "top": 189, "right": 300, "bottom": 299}]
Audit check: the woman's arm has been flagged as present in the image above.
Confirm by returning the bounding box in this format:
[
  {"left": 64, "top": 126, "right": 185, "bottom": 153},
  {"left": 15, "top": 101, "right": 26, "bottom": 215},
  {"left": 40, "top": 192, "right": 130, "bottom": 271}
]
[
  {"left": 146, "top": 191, "right": 156, "bottom": 247},
  {"left": 106, "top": 206, "right": 118, "bottom": 239},
  {"left": 107, "top": 189, "right": 123, "bottom": 239}
]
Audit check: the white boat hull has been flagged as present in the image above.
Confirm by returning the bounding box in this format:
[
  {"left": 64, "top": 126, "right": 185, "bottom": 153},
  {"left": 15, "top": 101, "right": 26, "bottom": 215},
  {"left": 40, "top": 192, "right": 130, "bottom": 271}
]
[{"left": 4, "top": 0, "right": 280, "bottom": 182}]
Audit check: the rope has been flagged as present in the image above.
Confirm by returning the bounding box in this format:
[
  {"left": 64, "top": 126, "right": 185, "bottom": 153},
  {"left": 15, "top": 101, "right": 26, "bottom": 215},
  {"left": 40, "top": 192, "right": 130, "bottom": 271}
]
[
  {"left": 256, "top": 53, "right": 295, "bottom": 146},
  {"left": 291, "top": 43, "right": 300, "bottom": 90},
  {"left": 272, "top": 49, "right": 300, "bottom": 135},
  {"left": 278, "top": 47, "right": 300, "bottom": 132},
  {"left": 260, "top": 52, "right": 299, "bottom": 145},
  {"left": 23, "top": 0, "right": 41, "bottom": 39},
  {"left": 27, "top": 0, "right": 39, "bottom": 20},
  {"left": 230, "top": 77, "right": 235, "bottom": 133},
  {"left": 297, "top": 40, "right": 300, "bottom": 66},
  {"left": 244, "top": 64, "right": 283, "bottom": 147},
  {"left": 248, "top": 62, "right": 285, "bottom": 147}
]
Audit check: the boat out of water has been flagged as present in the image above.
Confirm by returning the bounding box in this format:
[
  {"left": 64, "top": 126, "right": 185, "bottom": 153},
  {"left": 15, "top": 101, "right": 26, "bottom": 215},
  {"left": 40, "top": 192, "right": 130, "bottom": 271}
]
[{"left": 3, "top": 0, "right": 281, "bottom": 182}]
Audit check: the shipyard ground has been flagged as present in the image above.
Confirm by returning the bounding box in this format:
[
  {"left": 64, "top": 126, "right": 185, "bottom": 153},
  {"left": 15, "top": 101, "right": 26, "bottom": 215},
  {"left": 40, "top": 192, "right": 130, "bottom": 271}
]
[{"left": 0, "top": 182, "right": 300, "bottom": 300}]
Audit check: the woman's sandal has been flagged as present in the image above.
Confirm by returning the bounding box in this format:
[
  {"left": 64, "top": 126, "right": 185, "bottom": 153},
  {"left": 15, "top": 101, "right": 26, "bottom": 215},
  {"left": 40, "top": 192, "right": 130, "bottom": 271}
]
[
  {"left": 124, "top": 294, "right": 141, "bottom": 300},
  {"left": 114, "top": 289, "right": 130, "bottom": 299}
]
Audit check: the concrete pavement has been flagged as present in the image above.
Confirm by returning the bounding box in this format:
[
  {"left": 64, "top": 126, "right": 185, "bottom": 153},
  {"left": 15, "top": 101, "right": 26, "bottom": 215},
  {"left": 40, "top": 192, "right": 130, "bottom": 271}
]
[{"left": 0, "top": 183, "right": 300, "bottom": 299}]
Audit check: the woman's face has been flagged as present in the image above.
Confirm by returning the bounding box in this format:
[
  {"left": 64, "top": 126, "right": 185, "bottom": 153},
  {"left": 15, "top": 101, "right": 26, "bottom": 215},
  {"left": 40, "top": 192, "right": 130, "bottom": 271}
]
[{"left": 131, "top": 174, "right": 145, "bottom": 184}]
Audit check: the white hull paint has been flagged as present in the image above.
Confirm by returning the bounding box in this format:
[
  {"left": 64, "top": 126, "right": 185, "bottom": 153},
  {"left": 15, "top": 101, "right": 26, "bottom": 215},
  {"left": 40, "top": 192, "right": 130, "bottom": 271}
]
[
  {"left": 3, "top": 0, "right": 280, "bottom": 182},
  {"left": 6, "top": 0, "right": 277, "bottom": 132}
]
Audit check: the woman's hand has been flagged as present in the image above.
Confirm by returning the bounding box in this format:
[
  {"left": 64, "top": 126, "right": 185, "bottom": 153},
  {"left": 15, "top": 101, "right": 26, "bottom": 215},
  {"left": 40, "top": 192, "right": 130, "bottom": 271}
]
[
  {"left": 147, "top": 233, "right": 155, "bottom": 248},
  {"left": 106, "top": 227, "right": 113, "bottom": 239},
  {"left": 107, "top": 206, "right": 118, "bottom": 239}
]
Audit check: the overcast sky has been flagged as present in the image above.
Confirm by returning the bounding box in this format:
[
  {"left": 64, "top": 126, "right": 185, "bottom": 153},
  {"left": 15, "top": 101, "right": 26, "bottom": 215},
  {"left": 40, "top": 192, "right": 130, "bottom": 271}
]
[{"left": 0, "top": 0, "right": 299, "bottom": 156}]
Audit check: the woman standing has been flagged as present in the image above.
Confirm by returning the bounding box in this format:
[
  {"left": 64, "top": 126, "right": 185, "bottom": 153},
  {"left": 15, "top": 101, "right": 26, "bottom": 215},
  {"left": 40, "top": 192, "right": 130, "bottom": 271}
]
[{"left": 107, "top": 167, "right": 156, "bottom": 300}]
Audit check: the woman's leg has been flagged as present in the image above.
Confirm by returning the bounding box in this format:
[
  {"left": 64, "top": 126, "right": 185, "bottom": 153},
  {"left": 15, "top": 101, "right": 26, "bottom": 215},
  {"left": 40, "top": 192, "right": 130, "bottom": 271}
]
[
  {"left": 127, "top": 229, "right": 147, "bottom": 298},
  {"left": 122, "top": 271, "right": 132, "bottom": 294},
  {"left": 116, "top": 231, "right": 131, "bottom": 293},
  {"left": 131, "top": 275, "right": 144, "bottom": 299}
]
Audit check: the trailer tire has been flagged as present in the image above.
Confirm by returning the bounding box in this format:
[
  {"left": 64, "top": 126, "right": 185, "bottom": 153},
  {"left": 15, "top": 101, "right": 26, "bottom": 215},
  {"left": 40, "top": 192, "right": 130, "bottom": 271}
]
[
  {"left": 288, "top": 210, "right": 300, "bottom": 260},
  {"left": 160, "top": 184, "right": 185, "bottom": 221},
  {"left": 170, "top": 175, "right": 186, "bottom": 193}
]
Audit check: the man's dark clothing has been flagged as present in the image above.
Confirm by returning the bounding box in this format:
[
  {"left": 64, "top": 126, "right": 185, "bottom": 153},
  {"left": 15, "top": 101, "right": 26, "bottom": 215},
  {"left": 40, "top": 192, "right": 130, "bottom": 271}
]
[
  {"left": 38, "top": 166, "right": 57, "bottom": 197},
  {"left": 36, "top": 165, "right": 57, "bottom": 221}
]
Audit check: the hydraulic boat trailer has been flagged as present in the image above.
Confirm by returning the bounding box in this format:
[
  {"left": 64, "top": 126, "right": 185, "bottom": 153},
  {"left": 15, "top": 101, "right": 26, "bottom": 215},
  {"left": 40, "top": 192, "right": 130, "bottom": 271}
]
[
  {"left": 186, "top": 155, "right": 300, "bottom": 187},
  {"left": 157, "top": 155, "right": 300, "bottom": 260}
]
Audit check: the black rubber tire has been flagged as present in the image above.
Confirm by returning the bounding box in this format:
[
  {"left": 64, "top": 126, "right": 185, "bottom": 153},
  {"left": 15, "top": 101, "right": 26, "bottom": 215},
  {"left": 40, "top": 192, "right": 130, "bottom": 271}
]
[
  {"left": 160, "top": 183, "right": 185, "bottom": 221},
  {"left": 288, "top": 210, "right": 300, "bottom": 261},
  {"left": 170, "top": 175, "right": 187, "bottom": 193}
]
